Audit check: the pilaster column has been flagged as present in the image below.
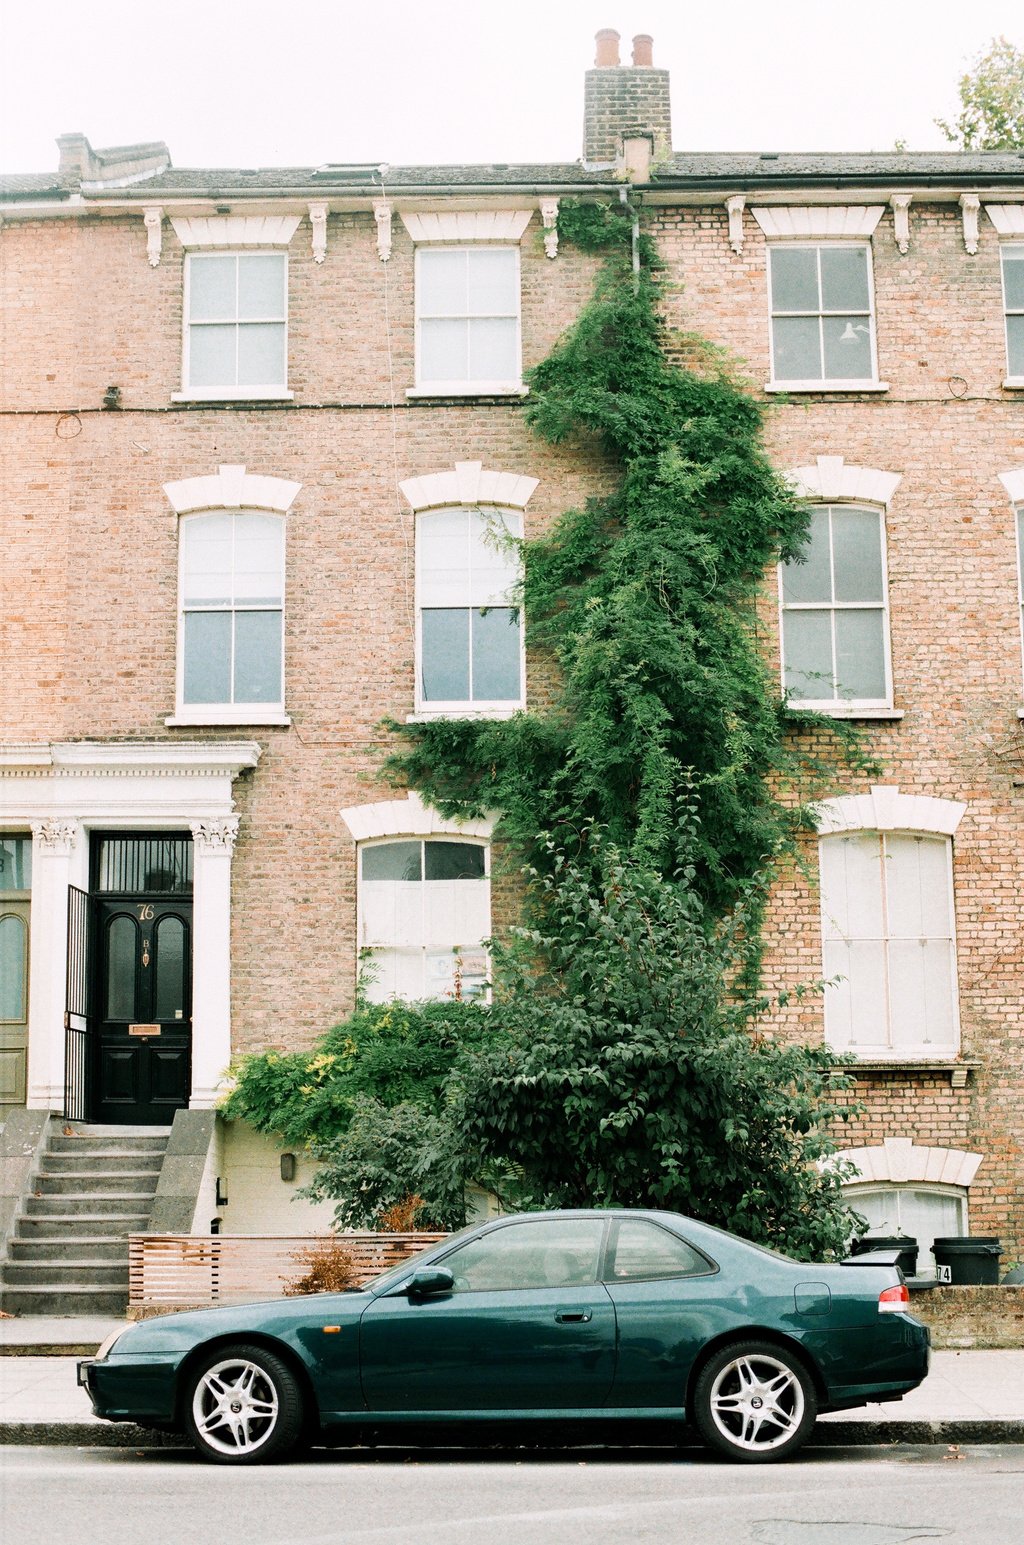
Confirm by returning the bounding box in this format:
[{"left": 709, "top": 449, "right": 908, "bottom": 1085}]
[
  {"left": 25, "top": 820, "right": 79, "bottom": 1109},
  {"left": 189, "top": 817, "right": 239, "bottom": 1109}
]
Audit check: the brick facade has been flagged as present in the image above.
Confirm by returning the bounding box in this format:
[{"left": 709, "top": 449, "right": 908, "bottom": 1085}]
[{"left": 2, "top": 34, "right": 1023, "bottom": 1252}]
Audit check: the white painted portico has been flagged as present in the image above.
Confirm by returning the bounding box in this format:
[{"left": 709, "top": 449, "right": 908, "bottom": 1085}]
[{"left": 0, "top": 741, "right": 259, "bottom": 1112}]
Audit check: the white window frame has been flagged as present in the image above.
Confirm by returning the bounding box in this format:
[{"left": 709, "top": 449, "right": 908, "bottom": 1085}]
[
  {"left": 778, "top": 502, "right": 893, "bottom": 712},
  {"left": 1014, "top": 503, "right": 1024, "bottom": 693},
  {"left": 414, "top": 506, "right": 526, "bottom": 719},
  {"left": 819, "top": 828, "right": 961, "bottom": 1060},
  {"left": 412, "top": 244, "right": 524, "bottom": 396},
  {"left": 1002, "top": 243, "right": 1024, "bottom": 385},
  {"left": 356, "top": 835, "right": 492, "bottom": 1004},
  {"left": 177, "top": 250, "right": 292, "bottom": 402},
  {"left": 173, "top": 510, "right": 286, "bottom": 726},
  {"left": 844, "top": 1182, "right": 968, "bottom": 1278},
  {"left": 766, "top": 241, "right": 881, "bottom": 392}
]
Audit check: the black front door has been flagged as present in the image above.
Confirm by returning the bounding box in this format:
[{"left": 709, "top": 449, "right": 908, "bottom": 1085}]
[{"left": 95, "top": 896, "right": 192, "bottom": 1124}]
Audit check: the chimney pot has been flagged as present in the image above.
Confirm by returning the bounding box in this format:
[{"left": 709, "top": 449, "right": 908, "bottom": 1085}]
[
  {"left": 594, "top": 28, "right": 621, "bottom": 67},
  {"left": 632, "top": 34, "right": 654, "bottom": 67}
]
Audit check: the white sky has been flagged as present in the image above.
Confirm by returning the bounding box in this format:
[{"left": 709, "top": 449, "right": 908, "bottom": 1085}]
[{"left": 1, "top": 0, "right": 1023, "bottom": 173}]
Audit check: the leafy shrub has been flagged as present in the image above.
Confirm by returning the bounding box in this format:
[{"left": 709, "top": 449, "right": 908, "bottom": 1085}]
[{"left": 282, "top": 1237, "right": 357, "bottom": 1296}]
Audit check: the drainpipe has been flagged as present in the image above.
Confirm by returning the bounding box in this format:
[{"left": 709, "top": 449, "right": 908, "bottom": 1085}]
[{"left": 620, "top": 185, "right": 641, "bottom": 294}]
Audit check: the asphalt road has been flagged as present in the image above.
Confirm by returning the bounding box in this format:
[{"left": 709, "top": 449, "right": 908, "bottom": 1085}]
[{"left": 3, "top": 1444, "right": 1024, "bottom": 1545}]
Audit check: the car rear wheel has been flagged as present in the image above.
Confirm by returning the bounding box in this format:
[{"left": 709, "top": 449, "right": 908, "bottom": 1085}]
[
  {"left": 184, "top": 1343, "right": 303, "bottom": 1465},
  {"left": 691, "top": 1339, "right": 817, "bottom": 1463}
]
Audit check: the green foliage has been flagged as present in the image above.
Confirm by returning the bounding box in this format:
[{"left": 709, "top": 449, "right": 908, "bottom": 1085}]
[
  {"left": 453, "top": 827, "right": 862, "bottom": 1260},
  {"left": 219, "top": 998, "right": 490, "bottom": 1148},
  {"left": 300, "top": 1097, "right": 474, "bottom": 1232},
  {"left": 937, "top": 36, "right": 1024, "bottom": 150},
  {"left": 385, "top": 198, "right": 867, "bottom": 919}
]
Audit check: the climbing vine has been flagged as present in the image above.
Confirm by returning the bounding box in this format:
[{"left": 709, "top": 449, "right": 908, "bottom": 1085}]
[{"left": 386, "top": 199, "right": 866, "bottom": 921}]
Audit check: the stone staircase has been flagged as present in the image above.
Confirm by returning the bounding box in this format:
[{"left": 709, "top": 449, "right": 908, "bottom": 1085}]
[{"left": 0, "top": 1123, "right": 170, "bottom": 1316}]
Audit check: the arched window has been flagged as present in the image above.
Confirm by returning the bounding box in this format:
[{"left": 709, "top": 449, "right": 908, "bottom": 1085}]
[
  {"left": 341, "top": 794, "right": 495, "bottom": 1004},
  {"left": 164, "top": 464, "right": 300, "bottom": 725},
  {"left": 780, "top": 458, "right": 901, "bottom": 713},
  {"left": 840, "top": 1140, "right": 981, "bottom": 1277},
  {"left": 401, "top": 462, "right": 537, "bottom": 720},
  {"left": 815, "top": 787, "right": 965, "bottom": 1058}
]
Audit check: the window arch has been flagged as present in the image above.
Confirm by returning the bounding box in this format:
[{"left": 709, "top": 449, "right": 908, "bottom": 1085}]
[
  {"left": 340, "top": 795, "right": 495, "bottom": 1003},
  {"left": 780, "top": 458, "right": 901, "bottom": 714},
  {"left": 814, "top": 787, "right": 965, "bottom": 1058},
  {"left": 400, "top": 462, "right": 537, "bottom": 719},
  {"left": 840, "top": 1139, "right": 982, "bottom": 1277},
  {"left": 163, "top": 465, "right": 300, "bottom": 726}
]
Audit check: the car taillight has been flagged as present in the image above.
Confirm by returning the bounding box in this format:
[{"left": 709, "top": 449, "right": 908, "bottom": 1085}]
[{"left": 878, "top": 1283, "right": 910, "bottom": 1313}]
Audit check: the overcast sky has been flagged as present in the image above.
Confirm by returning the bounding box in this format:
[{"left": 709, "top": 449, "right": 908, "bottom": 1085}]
[{"left": 1, "top": 0, "right": 1022, "bottom": 173}]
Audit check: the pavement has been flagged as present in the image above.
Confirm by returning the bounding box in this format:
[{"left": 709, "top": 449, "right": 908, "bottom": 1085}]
[{"left": 2, "top": 1315, "right": 1024, "bottom": 1449}]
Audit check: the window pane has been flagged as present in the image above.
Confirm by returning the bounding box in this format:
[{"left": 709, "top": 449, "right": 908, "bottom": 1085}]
[
  {"left": 832, "top": 508, "right": 884, "bottom": 602},
  {"left": 609, "top": 1220, "right": 710, "bottom": 1280},
  {"left": 424, "top": 842, "right": 485, "bottom": 881},
  {"left": 189, "top": 324, "right": 236, "bottom": 387},
  {"left": 237, "top": 254, "right": 286, "bottom": 320},
  {"left": 0, "top": 838, "right": 31, "bottom": 891},
  {"left": 233, "top": 610, "right": 282, "bottom": 703},
  {"left": 824, "top": 938, "right": 889, "bottom": 1047},
  {"left": 820, "top": 247, "right": 870, "bottom": 311},
  {"left": 888, "top": 939, "right": 955, "bottom": 1048},
  {"left": 886, "top": 836, "right": 951, "bottom": 939},
  {"left": 182, "top": 515, "right": 233, "bottom": 606},
  {"left": 445, "top": 1218, "right": 606, "bottom": 1293},
  {"left": 770, "top": 248, "right": 819, "bottom": 311},
  {"left": 466, "top": 249, "right": 518, "bottom": 314},
  {"left": 419, "top": 508, "right": 470, "bottom": 607},
  {"left": 154, "top": 916, "right": 186, "bottom": 1022},
  {"left": 0, "top": 915, "right": 27, "bottom": 1020},
  {"left": 1002, "top": 251, "right": 1024, "bottom": 310},
  {"left": 362, "top": 842, "right": 423, "bottom": 882},
  {"left": 834, "top": 609, "right": 886, "bottom": 699},
  {"left": 781, "top": 507, "right": 832, "bottom": 603},
  {"left": 1006, "top": 314, "right": 1024, "bottom": 377},
  {"left": 237, "top": 323, "right": 286, "bottom": 386},
  {"left": 468, "top": 318, "right": 518, "bottom": 381},
  {"left": 189, "top": 255, "right": 236, "bottom": 321},
  {"left": 822, "top": 316, "right": 873, "bottom": 380},
  {"left": 782, "top": 609, "right": 833, "bottom": 699},
  {"left": 469, "top": 510, "right": 521, "bottom": 606},
  {"left": 183, "top": 611, "right": 232, "bottom": 703},
  {"left": 472, "top": 607, "right": 521, "bottom": 700},
  {"left": 420, "top": 318, "right": 469, "bottom": 381},
  {"left": 418, "top": 250, "right": 467, "bottom": 314},
  {"left": 234, "top": 514, "right": 283, "bottom": 605},
  {"left": 820, "top": 833, "right": 882, "bottom": 939},
  {"left": 105, "top": 916, "right": 136, "bottom": 1021},
  {"left": 772, "top": 315, "right": 821, "bottom": 380},
  {"left": 422, "top": 608, "right": 471, "bottom": 701}
]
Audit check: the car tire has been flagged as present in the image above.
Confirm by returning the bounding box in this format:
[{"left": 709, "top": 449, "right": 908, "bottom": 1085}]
[
  {"left": 691, "top": 1338, "right": 817, "bottom": 1463},
  {"left": 184, "top": 1343, "right": 304, "bottom": 1465}
]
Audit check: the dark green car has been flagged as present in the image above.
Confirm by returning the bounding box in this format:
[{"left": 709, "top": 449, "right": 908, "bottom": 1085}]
[{"left": 78, "top": 1209, "right": 929, "bottom": 1465}]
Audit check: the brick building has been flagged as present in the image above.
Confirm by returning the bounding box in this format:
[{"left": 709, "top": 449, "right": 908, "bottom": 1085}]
[{"left": 2, "top": 30, "right": 1023, "bottom": 1266}]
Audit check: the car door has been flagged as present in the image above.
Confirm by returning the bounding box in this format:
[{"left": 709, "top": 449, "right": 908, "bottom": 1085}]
[
  {"left": 601, "top": 1216, "right": 722, "bottom": 1409},
  {"left": 358, "top": 1216, "right": 616, "bottom": 1413}
]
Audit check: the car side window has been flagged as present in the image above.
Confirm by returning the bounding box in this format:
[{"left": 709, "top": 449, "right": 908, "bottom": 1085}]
[
  {"left": 606, "top": 1220, "right": 714, "bottom": 1281},
  {"left": 443, "top": 1218, "right": 606, "bottom": 1293}
]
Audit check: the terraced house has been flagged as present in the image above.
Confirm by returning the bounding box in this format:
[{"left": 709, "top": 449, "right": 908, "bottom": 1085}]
[{"left": 2, "top": 29, "right": 1023, "bottom": 1312}]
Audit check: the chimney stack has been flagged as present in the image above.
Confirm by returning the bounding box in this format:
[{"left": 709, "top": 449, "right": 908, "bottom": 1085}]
[{"left": 582, "top": 27, "right": 672, "bottom": 171}]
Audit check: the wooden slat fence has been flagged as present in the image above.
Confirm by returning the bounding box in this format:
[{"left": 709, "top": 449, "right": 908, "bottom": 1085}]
[{"left": 129, "top": 1232, "right": 447, "bottom": 1312}]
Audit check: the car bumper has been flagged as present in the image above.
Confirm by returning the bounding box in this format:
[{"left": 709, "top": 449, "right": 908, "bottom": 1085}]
[{"left": 78, "top": 1353, "right": 180, "bottom": 1424}]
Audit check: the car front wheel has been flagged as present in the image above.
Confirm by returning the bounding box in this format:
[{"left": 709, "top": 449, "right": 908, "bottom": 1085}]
[
  {"left": 691, "top": 1339, "right": 817, "bottom": 1463},
  {"left": 184, "top": 1343, "right": 303, "bottom": 1465}
]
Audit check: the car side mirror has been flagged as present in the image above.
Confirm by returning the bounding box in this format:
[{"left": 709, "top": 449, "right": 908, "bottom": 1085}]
[{"left": 407, "top": 1267, "right": 455, "bottom": 1298}]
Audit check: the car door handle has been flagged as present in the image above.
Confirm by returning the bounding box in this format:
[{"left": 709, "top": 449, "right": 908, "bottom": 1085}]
[{"left": 554, "top": 1311, "right": 592, "bottom": 1324}]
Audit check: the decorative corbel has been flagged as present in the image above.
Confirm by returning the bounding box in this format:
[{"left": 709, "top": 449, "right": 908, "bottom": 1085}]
[
  {"left": 540, "top": 198, "right": 560, "bottom": 259},
  {"left": 725, "top": 195, "right": 745, "bottom": 256},
  {"left": 308, "top": 201, "right": 328, "bottom": 264},
  {"left": 960, "top": 193, "right": 980, "bottom": 255},
  {"left": 143, "top": 206, "right": 163, "bottom": 267},
  {"left": 890, "top": 193, "right": 912, "bottom": 255},
  {"left": 373, "top": 199, "right": 393, "bottom": 262}
]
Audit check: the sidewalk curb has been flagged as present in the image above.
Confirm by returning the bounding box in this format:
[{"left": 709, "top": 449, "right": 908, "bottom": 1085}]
[{"left": 2, "top": 1418, "right": 1024, "bottom": 1449}]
